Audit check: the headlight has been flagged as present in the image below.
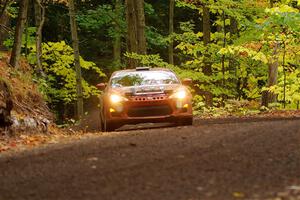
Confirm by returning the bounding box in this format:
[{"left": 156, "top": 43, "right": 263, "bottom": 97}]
[
  {"left": 170, "top": 90, "right": 187, "bottom": 99},
  {"left": 110, "top": 94, "right": 128, "bottom": 104}
]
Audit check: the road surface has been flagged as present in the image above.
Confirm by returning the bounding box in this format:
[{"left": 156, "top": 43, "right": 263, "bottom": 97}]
[{"left": 1, "top": 119, "right": 300, "bottom": 200}]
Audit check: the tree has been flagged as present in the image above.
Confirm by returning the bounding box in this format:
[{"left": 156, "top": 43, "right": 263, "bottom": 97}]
[
  {"left": 260, "top": 2, "right": 300, "bottom": 107},
  {"left": 0, "top": 0, "right": 10, "bottom": 19},
  {"left": 10, "top": 0, "right": 29, "bottom": 68},
  {"left": 69, "top": 0, "right": 83, "bottom": 119},
  {"left": 4, "top": 0, "right": 299, "bottom": 120},
  {"left": 0, "top": 0, "right": 11, "bottom": 50},
  {"left": 34, "top": 0, "right": 45, "bottom": 75},
  {"left": 34, "top": 0, "right": 46, "bottom": 76},
  {"left": 113, "top": 0, "right": 122, "bottom": 67},
  {"left": 136, "top": 0, "right": 146, "bottom": 54},
  {"left": 202, "top": 4, "right": 213, "bottom": 107},
  {"left": 125, "top": 0, "right": 146, "bottom": 68},
  {"left": 125, "top": 0, "right": 138, "bottom": 68},
  {"left": 76, "top": 2, "right": 127, "bottom": 70},
  {"left": 261, "top": 42, "right": 279, "bottom": 107},
  {"left": 261, "top": 0, "right": 279, "bottom": 107},
  {"left": 168, "top": 0, "right": 174, "bottom": 65}
]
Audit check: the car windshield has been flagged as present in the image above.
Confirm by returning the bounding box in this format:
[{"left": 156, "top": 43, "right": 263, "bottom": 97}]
[{"left": 110, "top": 71, "right": 179, "bottom": 88}]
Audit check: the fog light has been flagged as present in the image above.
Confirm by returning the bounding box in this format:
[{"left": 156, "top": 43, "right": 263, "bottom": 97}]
[
  {"left": 115, "top": 105, "right": 124, "bottom": 112},
  {"left": 109, "top": 108, "right": 116, "bottom": 113}
]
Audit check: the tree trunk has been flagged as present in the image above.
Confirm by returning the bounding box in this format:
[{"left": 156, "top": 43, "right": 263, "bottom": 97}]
[
  {"left": 261, "top": 0, "right": 279, "bottom": 107},
  {"left": 9, "top": 0, "right": 29, "bottom": 68},
  {"left": 168, "top": 0, "right": 174, "bottom": 65},
  {"left": 125, "top": 0, "right": 146, "bottom": 68},
  {"left": 202, "top": 5, "right": 213, "bottom": 107},
  {"left": 229, "top": 17, "right": 238, "bottom": 37},
  {"left": 34, "top": 0, "right": 45, "bottom": 76},
  {"left": 135, "top": 0, "right": 146, "bottom": 55},
  {"left": 69, "top": 0, "right": 84, "bottom": 120},
  {"left": 203, "top": 6, "right": 210, "bottom": 46},
  {"left": 221, "top": 11, "right": 226, "bottom": 87},
  {"left": 0, "top": 7, "right": 10, "bottom": 50},
  {"left": 113, "top": 0, "right": 122, "bottom": 68},
  {"left": 125, "top": 0, "right": 138, "bottom": 68},
  {"left": 261, "top": 42, "right": 279, "bottom": 107}
]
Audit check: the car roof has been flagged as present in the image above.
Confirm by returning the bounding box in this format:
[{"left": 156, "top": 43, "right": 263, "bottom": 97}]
[{"left": 111, "top": 67, "right": 174, "bottom": 76}]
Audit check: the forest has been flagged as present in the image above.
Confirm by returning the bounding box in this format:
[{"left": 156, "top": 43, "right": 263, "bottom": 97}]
[{"left": 0, "top": 0, "right": 300, "bottom": 123}]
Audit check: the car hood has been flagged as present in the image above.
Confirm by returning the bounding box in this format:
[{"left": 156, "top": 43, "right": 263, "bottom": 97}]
[{"left": 109, "top": 84, "right": 184, "bottom": 96}]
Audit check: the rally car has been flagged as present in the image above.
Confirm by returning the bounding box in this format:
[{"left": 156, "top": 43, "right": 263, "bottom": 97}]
[{"left": 97, "top": 67, "right": 193, "bottom": 131}]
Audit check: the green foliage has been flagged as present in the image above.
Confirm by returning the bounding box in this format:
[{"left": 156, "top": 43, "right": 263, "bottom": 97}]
[
  {"left": 36, "top": 41, "right": 105, "bottom": 104},
  {"left": 144, "top": 2, "right": 156, "bottom": 15},
  {"left": 193, "top": 95, "right": 261, "bottom": 117},
  {"left": 171, "top": 0, "right": 300, "bottom": 111},
  {"left": 175, "top": 0, "right": 198, "bottom": 10},
  {"left": 267, "top": 66, "right": 300, "bottom": 108},
  {"left": 227, "top": 3, "right": 300, "bottom": 109},
  {"left": 124, "top": 52, "right": 206, "bottom": 81},
  {"left": 4, "top": 1, "right": 18, "bottom": 18},
  {"left": 8, "top": 0, "right": 299, "bottom": 118},
  {"left": 173, "top": 20, "right": 242, "bottom": 101},
  {"left": 124, "top": 0, "right": 299, "bottom": 114},
  {"left": 3, "top": 37, "right": 14, "bottom": 49},
  {"left": 146, "top": 26, "right": 168, "bottom": 48},
  {"left": 77, "top": 4, "right": 126, "bottom": 39},
  {"left": 4, "top": 27, "right": 36, "bottom": 50},
  {"left": 77, "top": 2, "right": 167, "bottom": 53}
]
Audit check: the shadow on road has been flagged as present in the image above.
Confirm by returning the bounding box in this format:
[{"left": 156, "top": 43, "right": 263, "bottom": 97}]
[{"left": 117, "top": 122, "right": 175, "bottom": 132}]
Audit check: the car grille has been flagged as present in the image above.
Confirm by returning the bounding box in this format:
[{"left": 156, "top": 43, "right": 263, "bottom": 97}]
[
  {"left": 132, "top": 96, "right": 167, "bottom": 101},
  {"left": 127, "top": 105, "right": 172, "bottom": 117}
]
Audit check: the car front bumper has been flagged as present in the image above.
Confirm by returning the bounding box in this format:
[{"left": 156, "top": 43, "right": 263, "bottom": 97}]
[{"left": 106, "top": 97, "right": 193, "bottom": 125}]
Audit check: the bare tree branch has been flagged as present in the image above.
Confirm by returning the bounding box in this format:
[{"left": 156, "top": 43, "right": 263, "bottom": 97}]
[{"left": 0, "top": 0, "right": 11, "bottom": 20}]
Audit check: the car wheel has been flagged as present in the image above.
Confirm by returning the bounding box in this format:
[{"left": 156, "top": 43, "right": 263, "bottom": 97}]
[
  {"left": 104, "top": 121, "right": 118, "bottom": 132},
  {"left": 99, "top": 113, "right": 104, "bottom": 132},
  {"left": 99, "top": 98, "right": 105, "bottom": 132},
  {"left": 100, "top": 110, "right": 119, "bottom": 132},
  {"left": 184, "top": 117, "right": 193, "bottom": 126},
  {"left": 176, "top": 117, "right": 193, "bottom": 126}
]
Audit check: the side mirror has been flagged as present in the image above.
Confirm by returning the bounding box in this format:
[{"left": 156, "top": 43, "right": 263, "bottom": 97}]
[
  {"left": 182, "top": 78, "right": 192, "bottom": 86},
  {"left": 96, "top": 83, "right": 107, "bottom": 91}
]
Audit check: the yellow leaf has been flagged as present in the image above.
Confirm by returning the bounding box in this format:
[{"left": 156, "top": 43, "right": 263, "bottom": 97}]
[
  {"left": 218, "top": 48, "right": 228, "bottom": 55},
  {"left": 233, "top": 192, "right": 245, "bottom": 198}
]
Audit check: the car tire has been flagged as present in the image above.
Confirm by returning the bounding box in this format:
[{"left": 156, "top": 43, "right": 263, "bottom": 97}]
[
  {"left": 105, "top": 121, "right": 118, "bottom": 132},
  {"left": 184, "top": 117, "right": 193, "bottom": 126},
  {"left": 100, "top": 107, "right": 120, "bottom": 132},
  {"left": 176, "top": 117, "right": 193, "bottom": 126},
  {"left": 99, "top": 98, "right": 105, "bottom": 132},
  {"left": 100, "top": 116, "right": 117, "bottom": 132},
  {"left": 99, "top": 114, "right": 105, "bottom": 132}
]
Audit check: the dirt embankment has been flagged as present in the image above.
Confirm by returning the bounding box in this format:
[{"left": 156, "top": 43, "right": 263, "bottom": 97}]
[{"left": 0, "top": 52, "right": 53, "bottom": 135}]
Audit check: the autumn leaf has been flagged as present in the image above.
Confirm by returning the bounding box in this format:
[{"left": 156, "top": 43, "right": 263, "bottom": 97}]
[{"left": 233, "top": 192, "right": 245, "bottom": 198}]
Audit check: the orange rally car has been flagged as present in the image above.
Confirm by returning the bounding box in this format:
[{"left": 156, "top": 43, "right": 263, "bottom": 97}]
[{"left": 97, "top": 67, "right": 193, "bottom": 131}]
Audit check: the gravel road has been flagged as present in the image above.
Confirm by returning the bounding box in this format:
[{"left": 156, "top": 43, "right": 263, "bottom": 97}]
[{"left": 0, "top": 119, "right": 300, "bottom": 200}]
